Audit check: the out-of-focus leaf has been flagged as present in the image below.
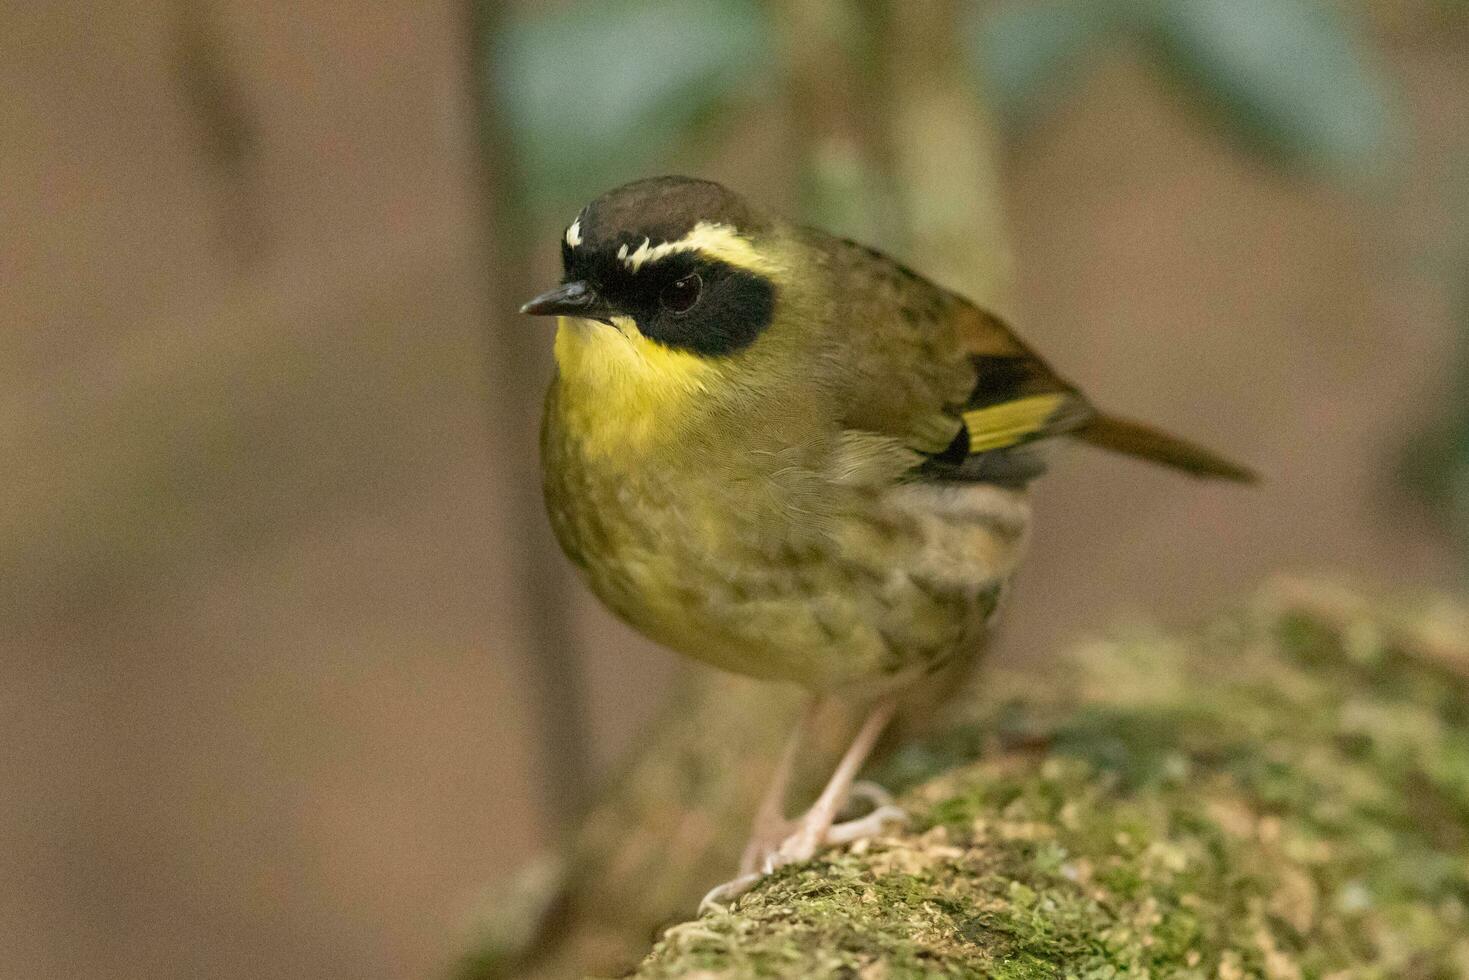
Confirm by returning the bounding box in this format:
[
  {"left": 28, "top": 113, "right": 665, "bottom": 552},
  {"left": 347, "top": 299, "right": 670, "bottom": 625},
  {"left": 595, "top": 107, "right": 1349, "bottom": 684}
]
[
  {"left": 1397, "top": 167, "right": 1469, "bottom": 566},
  {"left": 1397, "top": 385, "right": 1469, "bottom": 573},
  {"left": 967, "top": 1, "right": 1118, "bottom": 133},
  {"left": 799, "top": 141, "right": 898, "bottom": 248},
  {"left": 1141, "top": 0, "right": 1399, "bottom": 185},
  {"left": 1399, "top": 308, "right": 1469, "bottom": 567},
  {"left": 492, "top": 0, "right": 772, "bottom": 210}
]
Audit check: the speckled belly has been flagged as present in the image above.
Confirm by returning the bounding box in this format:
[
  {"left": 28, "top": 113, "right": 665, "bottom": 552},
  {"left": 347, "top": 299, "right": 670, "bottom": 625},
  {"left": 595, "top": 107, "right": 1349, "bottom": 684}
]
[{"left": 542, "top": 402, "right": 1030, "bottom": 695}]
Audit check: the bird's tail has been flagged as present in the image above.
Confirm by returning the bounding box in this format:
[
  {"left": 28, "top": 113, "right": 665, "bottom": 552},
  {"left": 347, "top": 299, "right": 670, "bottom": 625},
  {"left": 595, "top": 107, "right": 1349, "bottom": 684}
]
[{"left": 1076, "top": 412, "right": 1257, "bottom": 483}]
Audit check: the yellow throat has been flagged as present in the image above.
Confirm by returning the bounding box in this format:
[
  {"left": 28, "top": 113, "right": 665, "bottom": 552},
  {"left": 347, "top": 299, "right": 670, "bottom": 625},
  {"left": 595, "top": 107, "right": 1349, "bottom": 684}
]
[{"left": 552, "top": 315, "right": 721, "bottom": 459}]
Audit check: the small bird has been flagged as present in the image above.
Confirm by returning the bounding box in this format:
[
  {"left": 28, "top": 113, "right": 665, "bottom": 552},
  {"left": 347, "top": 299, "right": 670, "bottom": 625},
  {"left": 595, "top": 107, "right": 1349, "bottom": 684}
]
[{"left": 521, "top": 176, "right": 1253, "bottom": 899}]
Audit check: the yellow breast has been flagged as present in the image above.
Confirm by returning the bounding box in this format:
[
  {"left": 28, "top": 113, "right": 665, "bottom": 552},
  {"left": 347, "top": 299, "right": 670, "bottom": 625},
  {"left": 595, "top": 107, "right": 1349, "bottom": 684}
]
[{"left": 551, "top": 315, "right": 722, "bottom": 460}]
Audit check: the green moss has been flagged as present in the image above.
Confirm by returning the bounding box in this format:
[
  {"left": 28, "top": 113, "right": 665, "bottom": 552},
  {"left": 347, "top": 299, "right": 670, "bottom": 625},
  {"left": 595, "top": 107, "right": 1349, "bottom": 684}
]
[{"left": 635, "top": 599, "right": 1469, "bottom": 978}]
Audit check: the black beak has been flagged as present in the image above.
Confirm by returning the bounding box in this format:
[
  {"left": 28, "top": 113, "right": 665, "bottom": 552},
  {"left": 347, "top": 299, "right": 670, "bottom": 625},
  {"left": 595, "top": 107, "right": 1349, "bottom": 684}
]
[{"left": 519, "top": 280, "right": 612, "bottom": 322}]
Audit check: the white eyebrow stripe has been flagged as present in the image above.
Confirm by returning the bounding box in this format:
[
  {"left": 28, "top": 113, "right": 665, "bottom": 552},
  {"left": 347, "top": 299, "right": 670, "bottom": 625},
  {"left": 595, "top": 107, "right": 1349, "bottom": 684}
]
[
  {"left": 618, "top": 221, "right": 780, "bottom": 276},
  {"left": 565, "top": 218, "right": 583, "bottom": 248},
  {"left": 623, "top": 237, "right": 656, "bottom": 270}
]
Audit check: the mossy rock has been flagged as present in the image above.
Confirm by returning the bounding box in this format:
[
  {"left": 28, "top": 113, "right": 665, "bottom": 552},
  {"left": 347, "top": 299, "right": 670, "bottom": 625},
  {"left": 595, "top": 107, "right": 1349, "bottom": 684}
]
[{"left": 635, "top": 587, "right": 1469, "bottom": 978}]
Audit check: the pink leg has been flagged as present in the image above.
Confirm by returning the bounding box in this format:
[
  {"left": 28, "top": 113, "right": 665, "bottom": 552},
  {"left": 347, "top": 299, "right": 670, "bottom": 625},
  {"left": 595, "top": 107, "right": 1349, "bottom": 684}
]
[
  {"left": 700, "top": 696, "right": 904, "bottom": 912},
  {"left": 738, "top": 696, "right": 821, "bottom": 876},
  {"left": 770, "top": 695, "right": 898, "bottom": 867}
]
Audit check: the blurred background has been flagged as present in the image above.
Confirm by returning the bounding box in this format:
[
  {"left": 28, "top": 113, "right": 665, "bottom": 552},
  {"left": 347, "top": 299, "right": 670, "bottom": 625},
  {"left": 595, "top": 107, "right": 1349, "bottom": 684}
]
[{"left": 4, "top": 0, "right": 1467, "bottom": 977}]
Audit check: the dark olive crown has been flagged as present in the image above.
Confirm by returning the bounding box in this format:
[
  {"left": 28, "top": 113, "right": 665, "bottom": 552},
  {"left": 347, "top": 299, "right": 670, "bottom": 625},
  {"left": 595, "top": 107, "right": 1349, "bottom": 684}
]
[{"left": 561, "top": 177, "right": 777, "bottom": 358}]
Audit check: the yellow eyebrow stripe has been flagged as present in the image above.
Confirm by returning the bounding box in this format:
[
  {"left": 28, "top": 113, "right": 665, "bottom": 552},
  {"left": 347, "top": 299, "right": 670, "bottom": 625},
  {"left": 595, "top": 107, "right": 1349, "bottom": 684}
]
[
  {"left": 618, "top": 221, "right": 783, "bottom": 277},
  {"left": 961, "top": 393, "right": 1068, "bottom": 453}
]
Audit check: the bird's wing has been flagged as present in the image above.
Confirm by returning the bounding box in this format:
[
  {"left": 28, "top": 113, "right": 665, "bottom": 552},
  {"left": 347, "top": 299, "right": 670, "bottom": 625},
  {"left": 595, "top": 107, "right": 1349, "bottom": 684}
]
[
  {"left": 909, "top": 303, "right": 1097, "bottom": 486},
  {"left": 925, "top": 302, "right": 1257, "bottom": 484},
  {"left": 816, "top": 233, "right": 1255, "bottom": 486}
]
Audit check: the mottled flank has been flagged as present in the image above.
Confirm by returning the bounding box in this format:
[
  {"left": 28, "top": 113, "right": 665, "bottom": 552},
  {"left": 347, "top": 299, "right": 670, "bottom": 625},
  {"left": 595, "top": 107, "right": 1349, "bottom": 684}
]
[{"left": 636, "top": 583, "right": 1469, "bottom": 978}]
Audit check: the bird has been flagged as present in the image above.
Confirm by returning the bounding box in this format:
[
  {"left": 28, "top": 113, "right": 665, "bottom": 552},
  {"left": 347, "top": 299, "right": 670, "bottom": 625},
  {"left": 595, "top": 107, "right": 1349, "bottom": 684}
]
[{"left": 520, "top": 175, "right": 1254, "bottom": 902}]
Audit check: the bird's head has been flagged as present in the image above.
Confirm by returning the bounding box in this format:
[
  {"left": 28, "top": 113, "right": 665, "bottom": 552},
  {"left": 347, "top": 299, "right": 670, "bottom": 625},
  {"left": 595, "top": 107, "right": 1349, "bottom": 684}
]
[{"left": 520, "top": 177, "right": 789, "bottom": 361}]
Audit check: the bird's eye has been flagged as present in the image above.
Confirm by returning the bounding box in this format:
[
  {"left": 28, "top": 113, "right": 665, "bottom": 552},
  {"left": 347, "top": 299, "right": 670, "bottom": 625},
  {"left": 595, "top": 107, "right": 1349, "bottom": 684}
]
[{"left": 659, "top": 273, "right": 702, "bottom": 314}]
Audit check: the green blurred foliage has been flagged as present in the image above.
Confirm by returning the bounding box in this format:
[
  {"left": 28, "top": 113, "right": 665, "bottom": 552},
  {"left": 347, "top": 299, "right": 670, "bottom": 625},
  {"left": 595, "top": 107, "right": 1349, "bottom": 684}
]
[
  {"left": 974, "top": 0, "right": 1400, "bottom": 185},
  {"left": 495, "top": 0, "right": 1402, "bottom": 207},
  {"left": 968, "top": 1, "right": 1116, "bottom": 134},
  {"left": 492, "top": 0, "right": 773, "bottom": 211},
  {"left": 1400, "top": 315, "right": 1469, "bottom": 567},
  {"left": 1398, "top": 167, "right": 1469, "bottom": 566},
  {"left": 1144, "top": 0, "right": 1399, "bottom": 184}
]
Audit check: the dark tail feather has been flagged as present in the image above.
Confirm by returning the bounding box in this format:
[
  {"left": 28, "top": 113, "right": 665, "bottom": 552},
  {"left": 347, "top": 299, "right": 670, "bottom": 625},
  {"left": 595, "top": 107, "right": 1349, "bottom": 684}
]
[{"left": 1077, "top": 413, "right": 1258, "bottom": 483}]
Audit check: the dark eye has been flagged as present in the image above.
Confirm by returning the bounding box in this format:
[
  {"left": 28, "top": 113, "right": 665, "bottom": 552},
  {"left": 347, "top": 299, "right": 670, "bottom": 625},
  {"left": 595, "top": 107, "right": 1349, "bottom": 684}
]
[{"left": 659, "top": 273, "right": 702, "bottom": 314}]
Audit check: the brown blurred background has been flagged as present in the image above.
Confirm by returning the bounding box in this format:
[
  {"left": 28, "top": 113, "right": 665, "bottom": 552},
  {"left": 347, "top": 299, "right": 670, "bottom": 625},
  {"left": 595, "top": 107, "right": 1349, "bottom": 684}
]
[{"left": 3, "top": 1, "right": 1466, "bottom": 978}]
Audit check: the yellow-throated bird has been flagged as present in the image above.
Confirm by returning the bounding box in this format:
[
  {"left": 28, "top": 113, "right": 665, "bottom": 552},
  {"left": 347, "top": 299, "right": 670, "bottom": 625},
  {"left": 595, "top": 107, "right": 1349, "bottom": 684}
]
[{"left": 522, "top": 176, "right": 1253, "bottom": 899}]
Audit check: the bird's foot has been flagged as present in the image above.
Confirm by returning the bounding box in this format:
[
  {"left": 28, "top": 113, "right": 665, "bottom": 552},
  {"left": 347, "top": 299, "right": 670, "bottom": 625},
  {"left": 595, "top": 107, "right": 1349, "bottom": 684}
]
[
  {"left": 827, "top": 781, "right": 908, "bottom": 846},
  {"left": 765, "top": 780, "right": 908, "bottom": 867},
  {"left": 697, "top": 873, "right": 763, "bottom": 914},
  {"left": 700, "top": 781, "right": 907, "bottom": 913},
  {"left": 845, "top": 779, "right": 898, "bottom": 815}
]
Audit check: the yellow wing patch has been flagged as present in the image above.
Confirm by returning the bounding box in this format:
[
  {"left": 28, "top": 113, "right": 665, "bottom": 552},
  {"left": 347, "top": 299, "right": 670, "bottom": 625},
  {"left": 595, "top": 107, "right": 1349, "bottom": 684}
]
[{"left": 961, "top": 393, "right": 1069, "bottom": 453}]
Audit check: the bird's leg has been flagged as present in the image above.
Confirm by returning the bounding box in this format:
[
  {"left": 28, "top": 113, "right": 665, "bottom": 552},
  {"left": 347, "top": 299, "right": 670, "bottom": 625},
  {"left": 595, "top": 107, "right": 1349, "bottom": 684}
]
[
  {"left": 737, "top": 696, "right": 820, "bottom": 876},
  {"left": 826, "top": 779, "right": 907, "bottom": 844},
  {"left": 768, "top": 695, "right": 899, "bottom": 867},
  {"left": 700, "top": 696, "right": 904, "bottom": 913},
  {"left": 701, "top": 697, "right": 822, "bottom": 911}
]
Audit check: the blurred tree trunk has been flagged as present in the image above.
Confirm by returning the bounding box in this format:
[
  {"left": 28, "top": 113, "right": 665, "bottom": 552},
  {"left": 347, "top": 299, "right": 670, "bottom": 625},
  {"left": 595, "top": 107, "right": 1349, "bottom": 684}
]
[
  {"left": 779, "top": 0, "right": 1015, "bottom": 312},
  {"left": 169, "top": 0, "right": 267, "bottom": 262},
  {"left": 465, "top": 0, "right": 592, "bottom": 825},
  {"left": 453, "top": 3, "right": 1018, "bottom": 978},
  {"left": 873, "top": 0, "right": 1016, "bottom": 314}
]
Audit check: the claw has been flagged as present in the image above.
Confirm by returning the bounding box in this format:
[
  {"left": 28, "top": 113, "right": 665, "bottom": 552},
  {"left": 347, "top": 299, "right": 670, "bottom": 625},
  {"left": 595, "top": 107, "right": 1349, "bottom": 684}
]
[
  {"left": 826, "top": 803, "right": 908, "bottom": 844},
  {"left": 698, "top": 873, "right": 762, "bottom": 914},
  {"left": 845, "top": 780, "right": 896, "bottom": 811},
  {"left": 758, "top": 789, "right": 907, "bottom": 872}
]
